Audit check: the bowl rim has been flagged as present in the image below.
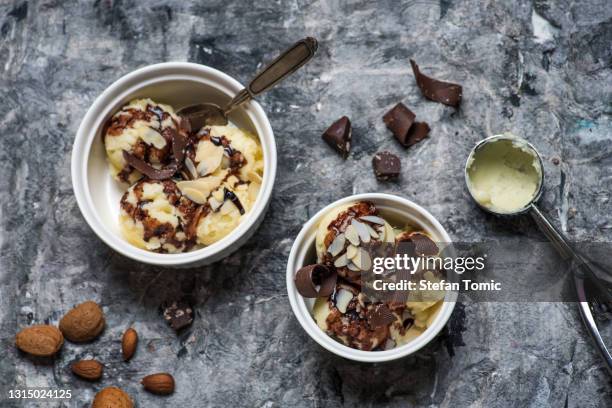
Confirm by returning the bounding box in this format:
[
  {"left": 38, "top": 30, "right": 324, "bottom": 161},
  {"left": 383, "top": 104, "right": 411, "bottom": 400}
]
[
  {"left": 286, "top": 193, "right": 456, "bottom": 362},
  {"left": 71, "top": 62, "right": 277, "bottom": 266}
]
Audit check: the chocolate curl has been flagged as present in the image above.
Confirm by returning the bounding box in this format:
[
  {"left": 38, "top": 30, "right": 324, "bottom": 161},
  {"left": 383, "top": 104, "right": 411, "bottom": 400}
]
[
  {"left": 123, "top": 150, "right": 178, "bottom": 180},
  {"left": 383, "top": 103, "right": 415, "bottom": 146},
  {"left": 410, "top": 59, "right": 462, "bottom": 108},
  {"left": 367, "top": 304, "right": 395, "bottom": 328},
  {"left": 123, "top": 126, "right": 188, "bottom": 180},
  {"left": 409, "top": 232, "right": 439, "bottom": 256},
  {"left": 295, "top": 264, "right": 337, "bottom": 298}
]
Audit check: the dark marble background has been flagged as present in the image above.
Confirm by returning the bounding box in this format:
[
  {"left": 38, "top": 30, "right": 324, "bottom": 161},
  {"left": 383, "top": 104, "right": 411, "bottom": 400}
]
[{"left": 1, "top": 0, "right": 611, "bottom": 407}]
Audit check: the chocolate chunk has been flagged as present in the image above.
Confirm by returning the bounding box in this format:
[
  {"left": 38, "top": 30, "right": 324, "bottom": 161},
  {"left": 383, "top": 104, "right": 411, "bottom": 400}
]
[
  {"left": 405, "top": 121, "right": 430, "bottom": 147},
  {"left": 322, "top": 116, "right": 352, "bottom": 159},
  {"left": 367, "top": 304, "right": 395, "bottom": 328},
  {"left": 372, "top": 151, "right": 401, "bottom": 181},
  {"left": 383, "top": 103, "right": 415, "bottom": 146},
  {"left": 410, "top": 59, "right": 462, "bottom": 108},
  {"left": 409, "top": 232, "right": 439, "bottom": 256},
  {"left": 294, "top": 264, "right": 337, "bottom": 298},
  {"left": 162, "top": 300, "right": 194, "bottom": 331}
]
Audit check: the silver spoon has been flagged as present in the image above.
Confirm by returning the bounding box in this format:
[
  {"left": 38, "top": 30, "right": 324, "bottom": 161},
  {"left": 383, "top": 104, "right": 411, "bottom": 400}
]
[
  {"left": 465, "top": 134, "right": 612, "bottom": 374},
  {"left": 178, "top": 37, "right": 318, "bottom": 129}
]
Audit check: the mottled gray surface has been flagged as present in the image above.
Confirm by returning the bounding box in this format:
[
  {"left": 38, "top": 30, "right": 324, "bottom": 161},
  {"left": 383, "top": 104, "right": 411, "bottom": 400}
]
[{"left": 1, "top": 0, "right": 611, "bottom": 407}]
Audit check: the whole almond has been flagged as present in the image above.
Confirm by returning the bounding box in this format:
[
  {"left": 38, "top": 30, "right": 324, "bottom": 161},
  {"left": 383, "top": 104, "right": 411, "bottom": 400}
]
[
  {"left": 121, "top": 328, "right": 138, "bottom": 361},
  {"left": 15, "top": 325, "right": 63, "bottom": 357},
  {"left": 141, "top": 373, "right": 175, "bottom": 395},
  {"left": 92, "top": 386, "right": 133, "bottom": 408},
  {"left": 71, "top": 359, "right": 103, "bottom": 381},
  {"left": 59, "top": 301, "right": 105, "bottom": 342}
]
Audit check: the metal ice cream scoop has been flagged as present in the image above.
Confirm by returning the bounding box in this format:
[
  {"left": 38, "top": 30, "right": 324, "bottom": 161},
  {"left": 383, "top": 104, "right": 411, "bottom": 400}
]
[
  {"left": 178, "top": 37, "right": 318, "bottom": 129},
  {"left": 465, "top": 133, "right": 612, "bottom": 374}
]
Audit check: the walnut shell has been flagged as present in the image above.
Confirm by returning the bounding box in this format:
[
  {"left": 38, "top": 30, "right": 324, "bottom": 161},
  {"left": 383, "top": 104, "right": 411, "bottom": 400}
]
[
  {"left": 15, "top": 325, "right": 63, "bottom": 357},
  {"left": 59, "top": 301, "right": 105, "bottom": 342},
  {"left": 92, "top": 387, "right": 133, "bottom": 408}
]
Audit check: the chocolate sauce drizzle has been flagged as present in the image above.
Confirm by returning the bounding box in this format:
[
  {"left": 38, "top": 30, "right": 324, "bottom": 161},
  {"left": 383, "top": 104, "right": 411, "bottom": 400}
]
[{"left": 223, "top": 187, "right": 245, "bottom": 215}]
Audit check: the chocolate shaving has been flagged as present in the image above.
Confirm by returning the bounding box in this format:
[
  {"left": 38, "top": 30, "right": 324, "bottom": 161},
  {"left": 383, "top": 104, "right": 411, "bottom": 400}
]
[
  {"left": 410, "top": 59, "right": 462, "bottom": 108},
  {"left": 409, "top": 232, "right": 439, "bottom": 256},
  {"left": 367, "top": 304, "right": 395, "bottom": 328},
  {"left": 223, "top": 188, "right": 245, "bottom": 215},
  {"left": 322, "top": 116, "right": 352, "bottom": 159},
  {"left": 294, "top": 264, "right": 337, "bottom": 298},
  {"left": 383, "top": 103, "right": 415, "bottom": 146},
  {"left": 122, "top": 124, "right": 189, "bottom": 180},
  {"left": 123, "top": 150, "right": 178, "bottom": 180}
]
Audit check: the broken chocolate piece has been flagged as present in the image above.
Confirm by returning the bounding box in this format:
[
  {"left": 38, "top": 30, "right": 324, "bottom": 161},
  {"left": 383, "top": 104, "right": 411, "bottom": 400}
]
[
  {"left": 367, "top": 304, "right": 395, "bottom": 328},
  {"left": 295, "top": 264, "right": 337, "bottom": 298},
  {"left": 123, "top": 150, "right": 178, "bottom": 180},
  {"left": 409, "top": 232, "right": 439, "bottom": 256},
  {"left": 372, "top": 151, "right": 401, "bottom": 181},
  {"left": 410, "top": 59, "right": 462, "bottom": 108},
  {"left": 162, "top": 300, "right": 194, "bottom": 331},
  {"left": 405, "top": 121, "right": 430, "bottom": 147},
  {"left": 322, "top": 116, "right": 352, "bottom": 159},
  {"left": 383, "top": 103, "right": 415, "bottom": 146}
]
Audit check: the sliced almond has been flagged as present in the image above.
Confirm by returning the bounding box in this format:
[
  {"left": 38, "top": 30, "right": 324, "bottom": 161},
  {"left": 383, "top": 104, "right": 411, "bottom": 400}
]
[
  {"left": 195, "top": 140, "right": 224, "bottom": 176},
  {"left": 212, "top": 189, "right": 224, "bottom": 202},
  {"left": 184, "top": 157, "right": 198, "bottom": 180},
  {"left": 248, "top": 182, "right": 260, "bottom": 202},
  {"left": 247, "top": 170, "right": 263, "bottom": 184},
  {"left": 208, "top": 196, "right": 223, "bottom": 211},
  {"left": 365, "top": 223, "right": 379, "bottom": 239},
  {"left": 177, "top": 171, "right": 227, "bottom": 201},
  {"left": 352, "top": 248, "right": 372, "bottom": 270},
  {"left": 384, "top": 223, "right": 395, "bottom": 243},
  {"left": 334, "top": 289, "right": 354, "bottom": 314},
  {"left": 334, "top": 254, "right": 348, "bottom": 268},
  {"left": 345, "top": 224, "right": 360, "bottom": 246},
  {"left": 347, "top": 262, "right": 360, "bottom": 272},
  {"left": 352, "top": 220, "right": 370, "bottom": 243},
  {"left": 360, "top": 215, "right": 386, "bottom": 225},
  {"left": 220, "top": 199, "right": 237, "bottom": 215},
  {"left": 346, "top": 245, "right": 358, "bottom": 260},
  {"left": 181, "top": 187, "right": 208, "bottom": 204},
  {"left": 327, "top": 233, "right": 346, "bottom": 257}
]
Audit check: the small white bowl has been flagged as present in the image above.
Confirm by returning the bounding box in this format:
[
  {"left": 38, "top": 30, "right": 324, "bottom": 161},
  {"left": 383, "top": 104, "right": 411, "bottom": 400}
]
[
  {"left": 286, "top": 193, "right": 456, "bottom": 362},
  {"left": 71, "top": 62, "right": 277, "bottom": 267}
]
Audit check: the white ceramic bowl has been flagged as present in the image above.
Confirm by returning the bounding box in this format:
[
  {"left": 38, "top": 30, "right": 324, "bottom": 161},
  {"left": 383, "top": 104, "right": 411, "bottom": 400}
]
[
  {"left": 286, "top": 193, "right": 457, "bottom": 362},
  {"left": 72, "top": 62, "right": 277, "bottom": 267}
]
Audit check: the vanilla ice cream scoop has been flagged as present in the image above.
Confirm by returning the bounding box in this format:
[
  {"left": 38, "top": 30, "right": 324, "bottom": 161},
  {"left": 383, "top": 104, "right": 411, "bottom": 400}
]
[
  {"left": 104, "top": 98, "right": 184, "bottom": 184},
  {"left": 119, "top": 179, "right": 201, "bottom": 253},
  {"left": 466, "top": 133, "right": 542, "bottom": 214}
]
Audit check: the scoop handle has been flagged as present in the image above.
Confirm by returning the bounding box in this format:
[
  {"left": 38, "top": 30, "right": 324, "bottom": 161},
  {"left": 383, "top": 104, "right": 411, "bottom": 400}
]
[
  {"left": 224, "top": 37, "right": 318, "bottom": 114},
  {"left": 529, "top": 204, "right": 574, "bottom": 260},
  {"left": 531, "top": 203, "right": 612, "bottom": 373}
]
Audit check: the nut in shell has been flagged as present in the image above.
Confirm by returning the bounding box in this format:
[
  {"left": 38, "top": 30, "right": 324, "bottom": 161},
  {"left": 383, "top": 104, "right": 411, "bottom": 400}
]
[
  {"left": 141, "top": 373, "right": 175, "bottom": 395},
  {"left": 92, "top": 386, "right": 133, "bottom": 408},
  {"left": 71, "top": 359, "right": 103, "bottom": 381},
  {"left": 59, "top": 301, "right": 105, "bottom": 342},
  {"left": 15, "top": 325, "right": 64, "bottom": 357}
]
